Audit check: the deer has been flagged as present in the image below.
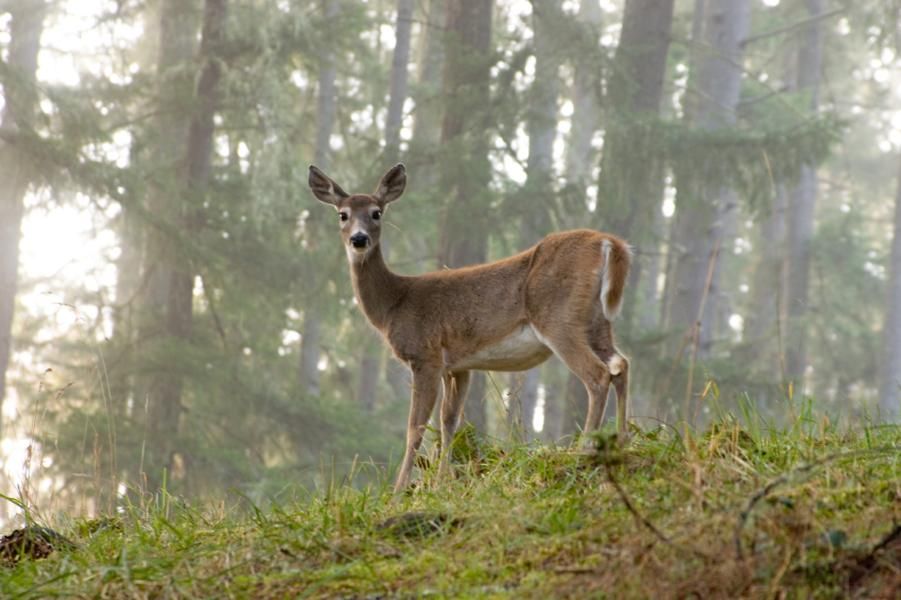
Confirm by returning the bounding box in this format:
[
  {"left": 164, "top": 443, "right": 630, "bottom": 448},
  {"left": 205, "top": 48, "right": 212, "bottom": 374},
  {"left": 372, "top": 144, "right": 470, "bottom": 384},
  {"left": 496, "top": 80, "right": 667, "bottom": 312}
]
[{"left": 308, "top": 163, "right": 632, "bottom": 492}]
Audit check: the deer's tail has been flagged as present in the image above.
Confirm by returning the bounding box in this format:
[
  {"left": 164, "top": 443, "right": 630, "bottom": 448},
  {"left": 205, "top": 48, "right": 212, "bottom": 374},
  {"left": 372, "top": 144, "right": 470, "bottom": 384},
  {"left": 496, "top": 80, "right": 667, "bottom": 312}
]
[{"left": 600, "top": 237, "right": 632, "bottom": 320}]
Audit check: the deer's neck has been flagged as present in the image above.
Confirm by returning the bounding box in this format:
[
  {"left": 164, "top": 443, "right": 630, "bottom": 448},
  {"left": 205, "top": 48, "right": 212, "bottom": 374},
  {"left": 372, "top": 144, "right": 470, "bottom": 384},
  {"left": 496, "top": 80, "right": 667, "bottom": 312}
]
[{"left": 349, "top": 245, "right": 406, "bottom": 330}]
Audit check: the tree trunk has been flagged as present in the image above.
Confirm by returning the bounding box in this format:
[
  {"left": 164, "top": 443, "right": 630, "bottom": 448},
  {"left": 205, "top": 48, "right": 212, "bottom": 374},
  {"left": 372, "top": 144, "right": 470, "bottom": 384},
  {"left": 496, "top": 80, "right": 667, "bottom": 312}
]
[
  {"left": 741, "top": 20, "right": 805, "bottom": 380},
  {"left": 506, "top": 369, "right": 541, "bottom": 441},
  {"left": 409, "top": 0, "right": 447, "bottom": 161},
  {"left": 745, "top": 185, "right": 788, "bottom": 373},
  {"left": 784, "top": 0, "right": 825, "bottom": 390},
  {"left": 354, "top": 0, "right": 416, "bottom": 412},
  {"left": 107, "top": 7, "right": 165, "bottom": 427},
  {"left": 509, "top": 0, "right": 561, "bottom": 440},
  {"left": 541, "top": 377, "right": 562, "bottom": 442},
  {"left": 377, "top": 0, "right": 446, "bottom": 406},
  {"left": 299, "top": 0, "right": 340, "bottom": 398},
  {"left": 597, "top": 0, "right": 675, "bottom": 335},
  {"left": 438, "top": 0, "right": 492, "bottom": 268},
  {"left": 563, "top": 368, "right": 588, "bottom": 438},
  {"left": 137, "top": 0, "right": 202, "bottom": 489},
  {"left": 151, "top": 0, "right": 226, "bottom": 486},
  {"left": 637, "top": 200, "right": 666, "bottom": 331},
  {"left": 557, "top": 0, "right": 603, "bottom": 437},
  {"left": 520, "top": 368, "right": 540, "bottom": 440},
  {"left": 878, "top": 155, "right": 901, "bottom": 423},
  {"left": 0, "top": 0, "right": 45, "bottom": 433},
  {"left": 523, "top": 0, "right": 559, "bottom": 216},
  {"left": 438, "top": 0, "right": 493, "bottom": 430},
  {"left": 109, "top": 195, "right": 144, "bottom": 418},
  {"left": 583, "top": 0, "right": 675, "bottom": 422},
  {"left": 356, "top": 350, "right": 380, "bottom": 412},
  {"left": 664, "top": 0, "right": 750, "bottom": 364},
  {"left": 563, "top": 0, "right": 602, "bottom": 200},
  {"left": 466, "top": 368, "right": 488, "bottom": 433},
  {"left": 385, "top": 0, "right": 415, "bottom": 161}
]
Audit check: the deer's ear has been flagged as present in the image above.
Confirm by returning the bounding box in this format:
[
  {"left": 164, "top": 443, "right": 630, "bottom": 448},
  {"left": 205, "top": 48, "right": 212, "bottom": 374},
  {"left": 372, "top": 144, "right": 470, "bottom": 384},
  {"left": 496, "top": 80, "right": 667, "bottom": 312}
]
[
  {"left": 374, "top": 163, "right": 406, "bottom": 205},
  {"left": 309, "top": 165, "right": 349, "bottom": 206}
]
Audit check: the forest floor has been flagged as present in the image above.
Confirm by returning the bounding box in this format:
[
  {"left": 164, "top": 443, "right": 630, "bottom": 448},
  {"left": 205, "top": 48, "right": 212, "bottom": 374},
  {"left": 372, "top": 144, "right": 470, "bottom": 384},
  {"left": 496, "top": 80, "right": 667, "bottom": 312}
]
[{"left": 1, "top": 417, "right": 899, "bottom": 599}]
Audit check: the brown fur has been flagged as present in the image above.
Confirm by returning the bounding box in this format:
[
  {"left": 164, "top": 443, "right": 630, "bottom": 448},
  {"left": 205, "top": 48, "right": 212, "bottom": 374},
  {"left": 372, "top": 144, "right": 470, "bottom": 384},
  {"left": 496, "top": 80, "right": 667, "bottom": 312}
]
[{"left": 309, "top": 164, "right": 632, "bottom": 492}]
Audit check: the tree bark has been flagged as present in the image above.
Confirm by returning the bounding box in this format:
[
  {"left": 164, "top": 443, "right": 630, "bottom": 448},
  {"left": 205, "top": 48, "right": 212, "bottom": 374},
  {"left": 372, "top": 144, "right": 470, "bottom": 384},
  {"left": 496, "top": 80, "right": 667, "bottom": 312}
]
[
  {"left": 557, "top": 0, "right": 603, "bottom": 438},
  {"left": 878, "top": 155, "right": 901, "bottom": 423},
  {"left": 355, "top": 0, "right": 417, "bottom": 413},
  {"left": 506, "top": 370, "right": 540, "bottom": 441},
  {"left": 582, "top": 0, "right": 676, "bottom": 421},
  {"left": 509, "top": 0, "right": 561, "bottom": 440},
  {"left": 438, "top": 0, "right": 492, "bottom": 269},
  {"left": 597, "top": 0, "right": 675, "bottom": 335},
  {"left": 409, "top": 0, "right": 447, "bottom": 160},
  {"left": 784, "top": 0, "right": 825, "bottom": 389},
  {"left": 299, "top": 0, "right": 340, "bottom": 398},
  {"left": 744, "top": 185, "right": 788, "bottom": 373},
  {"left": 0, "top": 0, "right": 45, "bottom": 433},
  {"left": 523, "top": 0, "right": 559, "bottom": 216},
  {"left": 438, "top": 0, "right": 493, "bottom": 430},
  {"left": 664, "top": 0, "right": 750, "bottom": 362},
  {"left": 109, "top": 192, "right": 144, "bottom": 418},
  {"left": 563, "top": 367, "right": 588, "bottom": 438},
  {"left": 377, "top": 0, "right": 447, "bottom": 406},
  {"left": 153, "top": 0, "right": 226, "bottom": 485},
  {"left": 563, "top": 0, "right": 602, "bottom": 198},
  {"left": 385, "top": 0, "right": 415, "bottom": 161},
  {"left": 137, "top": 0, "right": 209, "bottom": 489}
]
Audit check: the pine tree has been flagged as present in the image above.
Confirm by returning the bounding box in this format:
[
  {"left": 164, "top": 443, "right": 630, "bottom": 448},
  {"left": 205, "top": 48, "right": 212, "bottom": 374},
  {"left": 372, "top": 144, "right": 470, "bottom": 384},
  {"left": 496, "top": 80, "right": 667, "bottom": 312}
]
[
  {"left": 0, "top": 0, "right": 46, "bottom": 431},
  {"left": 665, "top": 0, "right": 750, "bottom": 363},
  {"left": 784, "top": 0, "right": 826, "bottom": 390},
  {"left": 878, "top": 154, "right": 901, "bottom": 423},
  {"left": 438, "top": 0, "right": 494, "bottom": 432}
]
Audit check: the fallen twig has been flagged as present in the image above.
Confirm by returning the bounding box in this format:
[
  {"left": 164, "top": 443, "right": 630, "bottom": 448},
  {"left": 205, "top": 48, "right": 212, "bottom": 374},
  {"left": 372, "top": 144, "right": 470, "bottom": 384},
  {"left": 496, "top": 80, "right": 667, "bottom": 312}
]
[{"left": 603, "top": 462, "right": 713, "bottom": 562}]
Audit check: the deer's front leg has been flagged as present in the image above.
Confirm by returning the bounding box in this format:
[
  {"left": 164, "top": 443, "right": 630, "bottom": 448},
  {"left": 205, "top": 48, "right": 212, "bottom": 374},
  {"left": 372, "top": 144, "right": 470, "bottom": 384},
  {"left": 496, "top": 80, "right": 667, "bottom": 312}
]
[{"left": 394, "top": 363, "right": 442, "bottom": 493}]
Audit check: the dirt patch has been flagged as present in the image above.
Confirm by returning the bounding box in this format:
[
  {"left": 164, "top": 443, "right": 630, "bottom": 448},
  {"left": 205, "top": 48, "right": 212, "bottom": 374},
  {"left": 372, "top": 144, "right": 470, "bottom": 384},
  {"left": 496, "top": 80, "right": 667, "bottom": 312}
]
[
  {"left": 841, "top": 524, "right": 901, "bottom": 598},
  {"left": 377, "top": 512, "right": 462, "bottom": 539},
  {"left": 0, "top": 526, "right": 75, "bottom": 566}
]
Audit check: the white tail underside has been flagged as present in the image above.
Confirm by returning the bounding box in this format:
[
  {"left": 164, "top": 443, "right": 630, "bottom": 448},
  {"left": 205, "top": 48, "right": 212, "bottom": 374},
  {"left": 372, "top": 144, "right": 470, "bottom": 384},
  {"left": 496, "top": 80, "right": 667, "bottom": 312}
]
[{"left": 600, "top": 240, "right": 617, "bottom": 320}]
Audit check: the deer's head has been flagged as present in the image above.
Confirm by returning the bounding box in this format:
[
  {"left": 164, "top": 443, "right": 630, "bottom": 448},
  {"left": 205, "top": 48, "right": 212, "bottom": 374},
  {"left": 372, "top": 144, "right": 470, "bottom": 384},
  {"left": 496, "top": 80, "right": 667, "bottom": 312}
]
[{"left": 308, "top": 163, "right": 406, "bottom": 261}]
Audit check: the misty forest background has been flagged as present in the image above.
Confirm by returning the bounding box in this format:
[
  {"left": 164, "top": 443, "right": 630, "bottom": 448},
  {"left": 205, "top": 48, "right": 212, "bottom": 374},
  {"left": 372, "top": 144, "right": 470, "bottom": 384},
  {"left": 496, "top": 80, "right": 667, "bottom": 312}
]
[{"left": 0, "top": 0, "right": 899, "bottom": 522}]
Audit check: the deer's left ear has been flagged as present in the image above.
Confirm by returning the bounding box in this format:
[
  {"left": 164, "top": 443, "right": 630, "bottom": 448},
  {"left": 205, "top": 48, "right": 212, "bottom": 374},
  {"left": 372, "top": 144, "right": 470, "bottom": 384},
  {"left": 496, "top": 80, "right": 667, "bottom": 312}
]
[
  {"left": 374, "top": 163, "right": 406, "bottom": 205},
  {"left": 309, "top": 165, "right": 349, "bottom": 206}
]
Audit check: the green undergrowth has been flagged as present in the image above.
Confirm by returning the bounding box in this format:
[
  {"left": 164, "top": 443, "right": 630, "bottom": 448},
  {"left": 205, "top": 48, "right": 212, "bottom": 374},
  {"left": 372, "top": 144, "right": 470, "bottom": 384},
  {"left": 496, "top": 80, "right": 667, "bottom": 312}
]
[{"left": 2, "top": 419, "right": 899, "bottom": 599}]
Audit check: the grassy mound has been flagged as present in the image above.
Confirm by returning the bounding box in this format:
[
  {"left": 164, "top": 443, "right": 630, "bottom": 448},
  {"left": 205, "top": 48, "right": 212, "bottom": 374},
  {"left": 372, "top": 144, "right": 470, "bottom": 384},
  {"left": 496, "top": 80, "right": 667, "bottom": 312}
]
[{"left": 2, "top": 419, "right": 899, "bottom": 598}]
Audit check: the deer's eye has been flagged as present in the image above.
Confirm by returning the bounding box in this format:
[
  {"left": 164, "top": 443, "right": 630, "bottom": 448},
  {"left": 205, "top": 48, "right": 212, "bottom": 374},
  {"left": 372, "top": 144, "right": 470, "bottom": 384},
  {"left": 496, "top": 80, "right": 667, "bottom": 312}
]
[
  {"left": 372, "top": 210, "right": 382, "bottom": 220},
  {"left": 339, "top": 212, "right": 349, "bottom": 222}
]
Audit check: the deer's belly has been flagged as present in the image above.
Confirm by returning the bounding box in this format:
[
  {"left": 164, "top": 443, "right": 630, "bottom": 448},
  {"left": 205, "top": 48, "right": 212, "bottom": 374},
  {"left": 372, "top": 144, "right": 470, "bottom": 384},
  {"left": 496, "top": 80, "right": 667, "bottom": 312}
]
[{"left": 450, "top": 325, "right": 552, "bottom": 372}]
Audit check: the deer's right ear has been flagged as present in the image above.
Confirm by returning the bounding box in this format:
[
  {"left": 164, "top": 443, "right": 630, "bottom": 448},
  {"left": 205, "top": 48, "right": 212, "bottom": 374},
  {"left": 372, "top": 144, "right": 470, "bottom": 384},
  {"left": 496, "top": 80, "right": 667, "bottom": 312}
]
[{"left": 309, "top": 165, "right": 349, "bottom": 206}]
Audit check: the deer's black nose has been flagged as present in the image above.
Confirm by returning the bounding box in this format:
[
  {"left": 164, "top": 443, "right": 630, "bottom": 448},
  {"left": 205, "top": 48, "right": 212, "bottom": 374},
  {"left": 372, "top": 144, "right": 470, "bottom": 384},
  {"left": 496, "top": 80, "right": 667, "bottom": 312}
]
[{"left": 350, "top": 233, "right": 369, "bottom": 248}]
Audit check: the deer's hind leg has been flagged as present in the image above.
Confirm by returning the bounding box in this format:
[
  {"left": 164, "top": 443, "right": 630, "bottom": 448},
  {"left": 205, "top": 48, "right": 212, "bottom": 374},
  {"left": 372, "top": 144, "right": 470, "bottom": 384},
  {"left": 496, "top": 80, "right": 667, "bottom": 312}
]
[
  {"left": 611, "top": 355, "right": 629, "bottom": 436},
  {"left": 439, "top": 370, "right": 470, "bottom": 477},
  {"left": 588, "top": 316, "right": 630, "bottom": 436},
  {"left": 531, "top": 325, "right": 612, "bottom": 438}
]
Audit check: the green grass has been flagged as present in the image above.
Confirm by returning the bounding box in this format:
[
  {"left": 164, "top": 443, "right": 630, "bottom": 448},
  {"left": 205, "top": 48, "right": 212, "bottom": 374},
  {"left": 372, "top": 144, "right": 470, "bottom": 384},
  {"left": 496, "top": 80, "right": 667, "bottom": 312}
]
[{"left": 1, "top": 418, "right": 899, "bottom": 599}]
